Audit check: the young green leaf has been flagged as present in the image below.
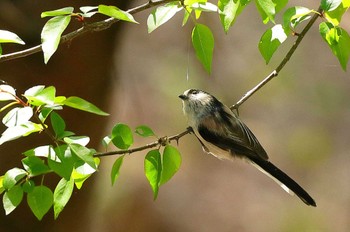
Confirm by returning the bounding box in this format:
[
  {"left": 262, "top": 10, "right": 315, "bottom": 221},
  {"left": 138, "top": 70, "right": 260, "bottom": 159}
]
[
  {"left": 63, "top": 96, "right": 109, "bottom": 116},
  {"left": 98, "top": 5, "right": 138, "bottom": 23},
  {"left": 147, "top": 2, "right": 181, "bottom": 33},
  {"left": 135, "top": 125, "right": 156, "bottom": 137},
  {"left": 325, "top": 0, "right": 350, "bottom": 26},
  {"left": 64, "top": 136, "right": 90, "bottom": 146},
  {"left": 283, "top": 7, "right": 312, "bottom": 34},
  {"left": 0, "top": 176, "right": 4, "bottom": 194},
  {"left": 24, "top": 86, "right": 56, "bottom": 106},
  {"left": 0, "top": 84, "right": 16, "bottom": 101},
  {"left": 160, "top": 145, "right": 181, "bottom": 185},
  {"left": 218, "top": 0, "right": 245, "bottom": 33},
  {"left": 71, "top": 158, "right": 99, "bottom": 189},
  {"left": 111, "top": 123, "right": 134, "bottom": 149},
  {"left": 22, "top": 180, "right": 35, "bottom": 193},
  {"left": 3, "top": 185, "right": 23, "bottom": 215},
  {"left": 48, "top": 145, "right": 76, "bottom": 180},
  {"left": 192, "top": 24, "right": 214, "bottom": 74},
  {"left": 0, "top": 30, "right": 25, "bottom": 45},
  {"left": 319, "top": 22, "right": 350, "bottom": 71},
  {"left": 255, "top": 0, "right": 275, "bottom": 24},
  {"left": 102, "top": 135, "right": 112, "bottom": 148},
  {"left": 50, "top": 111, "right": 66, "bottom": 139},
  {"left": 68, "top": 143, "right": 96, "bottom": 169},
  {"left": 144, "top": 150, "right": 162, "bottom": 200},
  {"left": 53, "top": 178, "right": 74, "bottom": 219},
  {"left": 2, "top": 107, "right": 33, "bottom": 127},
  {"left": 41, "top": 7, "right": 74, "bottom": 18},
  {"left": 41, "top": 15, "right": 71, "bottom": 64},
  {"left": 3, "top": 168, "right": 27, "bottom": 190},
  {"left": 111, "top": 156, "right": 124, "bottom": 185},
  {"left": 321, "top": 0, "right": 342, "bottom": 11},
  {"left": 21, "top": 156, "right": 51, "bottom": 177},
  {"left": 27, "top": 186, "right": 53, "bottom": 220},
  {"left": 259, "top": 24, "right": 288, "bottom": 64},
  {"left": 190, "top": 2, "right": 218, "bottom": 12}
]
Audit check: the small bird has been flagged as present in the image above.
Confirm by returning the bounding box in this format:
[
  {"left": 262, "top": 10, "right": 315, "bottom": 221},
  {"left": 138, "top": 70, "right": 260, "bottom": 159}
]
[{"left": 179, "top": 89, "right": 316, "bottom": 207}]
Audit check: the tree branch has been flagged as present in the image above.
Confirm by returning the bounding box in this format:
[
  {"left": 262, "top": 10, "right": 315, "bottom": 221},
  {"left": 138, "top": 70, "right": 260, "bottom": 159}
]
[
  {"left": 0, "top": 0, "right": 177, "bottom": 63},
  {"left": 94, "top": 127, "right": 192, "bottom": 157},
  {"left": 230, "top": 6, "right": 323, "bottom": 110}
]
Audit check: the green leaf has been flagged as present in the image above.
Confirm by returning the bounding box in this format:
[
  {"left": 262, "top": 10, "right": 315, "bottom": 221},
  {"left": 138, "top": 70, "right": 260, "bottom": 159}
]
[
  {"left": 144, "top": 150, "right": 162, "bottom": 200},
  {"left": 41, "top": 7, "right": 74, "bottom": 18},
  {"left": 111, "top": 123, "right": 134, "bottom": 149},
  {"left": 23, "top": 145, "right": 58, "bottom": 160},
  {"left": 0, "top": 176, "right": 4, "bottom": 194},
  {"left": 135, "top": 125, "right": 156, "bottom": 137},
  {"left": 71, "top": 158, "right": 99, "bottom": 189},
  {"left": 255, "top": 0, "right": 275, "bottom": 23},
  {"left": 50, "top": 111, "right": 66, "bottom": 139},
  {"left": 325, "top": 0, "right": 350, "bottom": 26},
  {"left": 48, "top": 145, "right": 76, "bottom": 180},
  {"left": 68, "top": 143, "right": 96, "bottom": 169},
  {"left": 259, "top": 24, "right": 287, "bottom": 64},
  {"left": 63, "top": 96, "right": 109, "bottom": 116},
  {"left": 190, "top": 2, "right": 218, "bottom": 12},
  {"left": 3, "top": 185, "right": 23, "bottom": 215},
  {"left": 22, "top": 180, "right": 35, "bottom": 193},
  {"left": 27, "top": 186, "right": 53, "bottom": 220},
  {"left": 41, "top": 15, "right": 71, "bottom": 64},
  {"left": 98, "top": 5, "right": 138, "bottom": 23},
  {"left": 218, "top": 0, "right": 246, "bottom": 33},
  {"left": 3, "top": 168, "right": 27, "bottom": 190},
  {"left": 2, "top": 107, "right": 33, "bottom": 127},
  {"left": 192, "top": 24, "right": 214, "bottom": 74},
  {"left": 147, "top": 2, "right": 181, "bottom": 33},
  {"left": 319, "top": 22, "right": 350, "bottom": 71},
  {"left": 24, "top": 86, "right": 56, "bottom": 106},
  {"left": 64, "top": 136, "right": 90, "bottom": 146},
  {"left": 53, "top": 178, "right": 74, "bottom": 219},
  {"left": 102, "top": 135, "right": 112, "bottom": 148},
  {"left": 0, "top": 122, "right": 43, "bottom": 145},
  {"left": 321, "top": 0, "right": 342, "bottom": 11},
  {"left": 0, "top": 30, "right": 25, "bottom": 45},
  {"left": 160, "top": 145, "right": 181, "bottom": 185},
  {"left": 21, "top": 156, "right": 51, "bottom": 177},
  {"left": 283, "top": 7, "right": 312, "bottom": 34},
  {"left": 111, "top": 156, "right": 124, "bottom": 185},
  {"left": 0, "top": 84, "right": 16, "bottom": 101}
]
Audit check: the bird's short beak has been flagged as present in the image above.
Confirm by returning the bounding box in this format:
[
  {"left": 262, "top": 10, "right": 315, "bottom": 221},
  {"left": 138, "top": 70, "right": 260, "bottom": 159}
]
[{"left": 179, "top": 94, "right": 187, "bottom": 100}]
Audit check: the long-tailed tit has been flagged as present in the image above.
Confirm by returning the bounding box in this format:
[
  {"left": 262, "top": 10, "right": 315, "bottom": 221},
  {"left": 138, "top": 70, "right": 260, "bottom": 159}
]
[{"left": 179, "top": 89, "right": 316, "bottom": 207}]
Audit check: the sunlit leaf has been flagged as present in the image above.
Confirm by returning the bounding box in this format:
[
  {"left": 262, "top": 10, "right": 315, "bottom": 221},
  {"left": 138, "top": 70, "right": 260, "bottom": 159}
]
[
  {"left": 259, "top": 24, "right": 288, "bottom": 64},
  {"left": 160, "top": 145, "right": 181, "bottom": 185},
  {"left": 135, "top": 125, "right": 156, "bottom": 137},
  {"left": 218, "top": 0, "right": 246, "bottom": 33},
  {"left": 64, "top": 96, "right": 109, "bottom": 116},
  {"left": 321, "top": 0, "right": 342, "bottom": 11},
  {"left": 41, "top": 15, "right": 71, "bottom": 63},
  {"left": 0, "top": 30, "right": 25, "bottom": 45},
  {"left": 2, "top": 168, "right": 27, "bottom": 190},
  {"left": 53, "top": 178, "right": 74, "bottom": 219},
  {"left": 111, "top": 123, "right": 133, "bottom": 149},
  {"left": 3, "top": 185, "right": 23, "bottom": 215},
  {"left": 111, "top": 156, "right": 124, "bottom": 185},
  {"left": 192, "top": 24, "right": 214, "bottom": 74},
  {"left": 144, "top": 150, "right": 162, "bottom": 200},
  {"left": 325, "top": 0, "right": 350, "bottom": 26},
  {"left": 21, "top": 156, "right": 51, "bottom": 177},
  {"left": 2, "top": 107, "right": 33, "bottom": 127},
  {"left": 68, "top": 143, "right": 96, "bottom": 169},
  {"left": 319, "top": 22, "right": 350, "bottom": 71},
  {"left": 0, "top": 122, "right": 43, "bottom": 145},
  {"left": 0, "top": 85, "right": 16, "bottom": 101},
  {"left": 41, "top": 7, "right": 74, "bottom": 18},
  {"left": 283, "top": 6, "right": 312, "bottom": 34},
  {"left": 147, "top": 2, "right": 182, "bottom": 33},
  {"left": 98, "top": 5, "right": 138, "bottom": 23}
]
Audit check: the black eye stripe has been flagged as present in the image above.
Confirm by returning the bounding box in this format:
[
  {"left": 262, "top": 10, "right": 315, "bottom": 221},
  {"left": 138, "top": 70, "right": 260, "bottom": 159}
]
[{"left": 189, "top": 89, "right": 199, "bottom": 95}]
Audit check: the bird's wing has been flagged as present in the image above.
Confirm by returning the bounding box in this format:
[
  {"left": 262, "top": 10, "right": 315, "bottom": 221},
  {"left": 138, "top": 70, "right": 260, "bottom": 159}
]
[{"left": 197, "top": 107, "right": 268, "bottom": 160}]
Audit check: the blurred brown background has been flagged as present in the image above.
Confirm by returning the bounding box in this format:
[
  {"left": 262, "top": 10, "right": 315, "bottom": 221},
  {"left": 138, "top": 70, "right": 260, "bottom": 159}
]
[{"left": 1, "top": 0, "right": 350, "bottom": 231}]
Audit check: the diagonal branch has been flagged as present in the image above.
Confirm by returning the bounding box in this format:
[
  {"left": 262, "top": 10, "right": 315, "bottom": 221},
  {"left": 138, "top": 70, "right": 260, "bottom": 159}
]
[
  {"left": 230, "top": 6, "right": 323, "bottom": 110},
  {"left": 0, "top": 0, "right": 177, "bottom": 63}
]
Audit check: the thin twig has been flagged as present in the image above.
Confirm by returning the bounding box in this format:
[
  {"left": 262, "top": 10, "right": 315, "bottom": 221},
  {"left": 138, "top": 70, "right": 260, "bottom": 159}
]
[
  {"left": 230, "top": 6, "right": 323, "bottom": 110},
  {"left": 0, "top": 0, "right": 177, "bottom": 63},
  {"left": 94, "top": 127, "right": 192, "bottom": 157}
]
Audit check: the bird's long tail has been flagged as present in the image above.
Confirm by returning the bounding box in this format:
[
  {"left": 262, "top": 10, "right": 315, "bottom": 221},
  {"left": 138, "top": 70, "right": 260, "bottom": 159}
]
[{"left": 248, "top": 156, "right": 316, "bottom": 207}]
